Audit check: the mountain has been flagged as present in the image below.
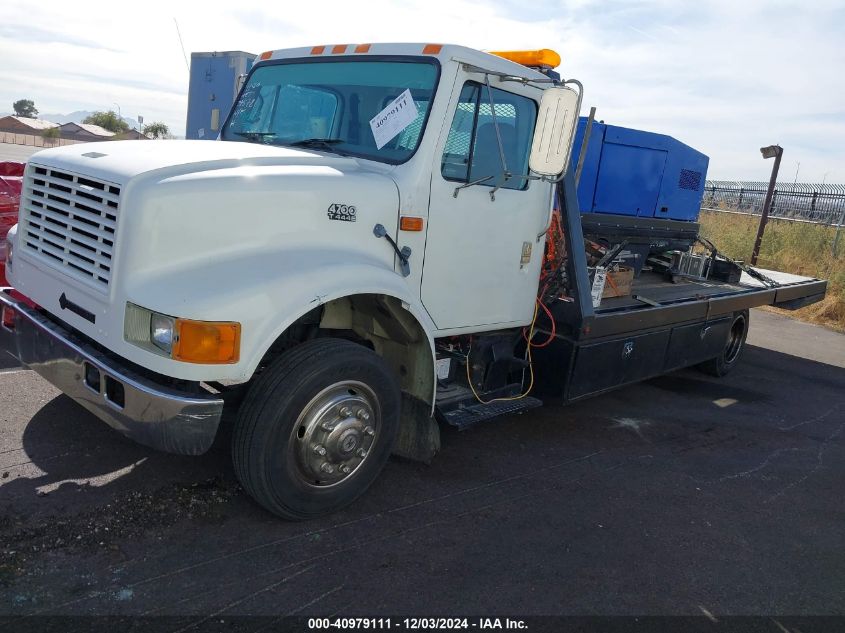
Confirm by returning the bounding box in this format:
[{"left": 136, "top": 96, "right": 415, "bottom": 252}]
[
  {"left": 38, "top": 111, "right": 84, "bottom": 125},
  {"left": 40, "top": 111, "right": 139, "bottom": 129}
]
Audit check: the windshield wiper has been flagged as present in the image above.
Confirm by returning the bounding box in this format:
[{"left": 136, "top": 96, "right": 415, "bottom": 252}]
[
  {"left": 232, "top": 131, "right": 276, "bottom": 141},
  {"left": 288, "top": 138, "right": 346, "bottom": 152}
]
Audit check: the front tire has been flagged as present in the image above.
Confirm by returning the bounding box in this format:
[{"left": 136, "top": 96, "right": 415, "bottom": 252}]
[
  {"left": 233, "top": 338, "right": 401, "bottom": 520},
  {"left": 697, "top": 310, "right": 749, "bottom": 377}
]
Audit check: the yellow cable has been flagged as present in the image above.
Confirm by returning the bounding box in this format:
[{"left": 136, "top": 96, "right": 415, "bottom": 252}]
[{"left": 466, "top": 299, "right": 538, "bottom": 404}]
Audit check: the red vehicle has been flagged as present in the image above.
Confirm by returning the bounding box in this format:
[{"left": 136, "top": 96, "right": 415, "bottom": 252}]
[{"left": 0, "top": 162, "right": 24, "bottom": 286}]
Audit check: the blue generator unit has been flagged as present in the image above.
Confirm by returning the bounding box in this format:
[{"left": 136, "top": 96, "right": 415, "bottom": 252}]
[
  {"left": 186, "top": 51, "right": 256, "bottom": 140},
  {"left": 571, "top": 117, "right": 709, "bottom": 269},
  {"left": 572, "top": 117, "right": 709, "bottom": 222}
]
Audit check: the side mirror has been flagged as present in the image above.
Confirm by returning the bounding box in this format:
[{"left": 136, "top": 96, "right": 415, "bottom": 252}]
[{"left": 528, "top": 86, "right": 581, "bottom": 177}]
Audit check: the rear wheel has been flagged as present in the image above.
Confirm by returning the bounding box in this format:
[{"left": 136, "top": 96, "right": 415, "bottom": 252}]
[
  {"left": 232, "top": 338, "right": 401, "bottom": 520},
  {"left": 697, "top": 310, "right": 749, "bottom": 377}
]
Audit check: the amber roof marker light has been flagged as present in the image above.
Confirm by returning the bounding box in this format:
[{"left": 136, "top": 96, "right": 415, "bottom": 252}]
[{"left": 489, "top": 49, "right": 561, "bottom": 69}]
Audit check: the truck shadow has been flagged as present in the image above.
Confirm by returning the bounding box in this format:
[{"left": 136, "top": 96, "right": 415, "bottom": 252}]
[
  {"left": 2, "top": 344, "right": 843, "bottom": 528},
  {"left": 645, "top": 344, "right": 845, "bottom": 402},
  {"left": 0, "top": 396, "right": 242, "bottom": 523},
  {"left": 0, "top": 351, "right": 19, "bottom": 370}
]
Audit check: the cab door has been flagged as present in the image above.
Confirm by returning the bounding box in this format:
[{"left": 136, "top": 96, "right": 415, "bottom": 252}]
[{"left": 421, "top": 74, "right": 551, "bottom": 331}]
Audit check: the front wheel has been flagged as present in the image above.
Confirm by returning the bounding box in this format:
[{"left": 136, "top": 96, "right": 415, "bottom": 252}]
[
  {"left": 697, "top": 310, "right": 749, "bottom": 377},
  {"left": 232, "top": 338, "right": 401, "bottom": 520}
]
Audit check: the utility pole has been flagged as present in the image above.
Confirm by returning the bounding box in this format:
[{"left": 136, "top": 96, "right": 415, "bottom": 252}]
[{"left": 751, "top": 145, "right": 783, "bottom": 266}]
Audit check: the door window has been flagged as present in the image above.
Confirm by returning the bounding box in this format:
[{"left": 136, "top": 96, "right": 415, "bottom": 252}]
[{"left": 440, "top": 82, "right": 537, "bottom": 191}]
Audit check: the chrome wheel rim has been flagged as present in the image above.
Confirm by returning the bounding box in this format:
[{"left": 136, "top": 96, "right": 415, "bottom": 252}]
[
  {"left": 724, "top": 315, "right": 746, "bottom": 364},
  {"left": 292, "top": 380, "right": 380, "bottom": 487}
]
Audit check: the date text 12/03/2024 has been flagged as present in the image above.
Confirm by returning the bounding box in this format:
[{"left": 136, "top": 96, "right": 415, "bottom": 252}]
[{"left": 307, "top": 618, "right": 528, "bottom": 630}]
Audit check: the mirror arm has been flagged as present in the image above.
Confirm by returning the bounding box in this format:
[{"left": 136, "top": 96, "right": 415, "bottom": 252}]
[
  {"left": 453, "top": 172, "right": 541, "bottom": 199},
  {"left": 453, "top": 175, "right": 494, "bottom": 198},
  {"left": 483, "top": 75, "right": 510, "bottom": 177},
  {"left": 488, "top": 171, "right": 513, "bottom": 201},
  {"left": 459, "top": 63, "right": 564, "bottom": 87}
]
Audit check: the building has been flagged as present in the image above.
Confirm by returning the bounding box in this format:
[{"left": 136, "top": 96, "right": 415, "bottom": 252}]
[
  {"left": 0, "top": 116, "right": 59, "bottom": 134},
  {"left": 187, "top": 51, "right": 255, "bottom": 140},
  {"left": 57, "top": 122, "right": 115, "bottom": 142},
  {"left": 115, "top": 129, "right": 150, "bottom": 140}
]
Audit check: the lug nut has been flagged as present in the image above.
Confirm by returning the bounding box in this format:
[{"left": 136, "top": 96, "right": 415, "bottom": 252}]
[
  {"left": 340, "top": 406, "right": 353, "bottom": 417},
  {"left": 320, "top": 463, "right": 335, "bottom": 474},
  {"left": 321, "top": 422, "right": 335, "bottom": 432},
  {"left": 340, "top": 465, "right": 351, "bottom": 474},
  {"left": 364, "top": 426, "right": 375, "bottom": 436},
  {"left": 357, "top": 448, "right": 368, "bottom": 458},
  {"left": 357, "top": 409, "right": 370, "bottom": 421},
  {"left": 313, "top": 445, "right": 327, "bottom": 456}
]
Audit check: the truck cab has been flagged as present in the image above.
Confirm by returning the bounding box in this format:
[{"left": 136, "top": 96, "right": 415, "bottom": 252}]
[
  {"left": 216, "top": 44, "right": 565, "bottom": 332},
  {"left": 2, "top": 44, "right": 579, "bottom": 518}
]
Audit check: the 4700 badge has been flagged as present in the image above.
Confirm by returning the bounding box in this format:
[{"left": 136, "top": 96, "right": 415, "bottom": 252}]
[{"left": 328, "top": 203, "right": 357, "bottom": 222}]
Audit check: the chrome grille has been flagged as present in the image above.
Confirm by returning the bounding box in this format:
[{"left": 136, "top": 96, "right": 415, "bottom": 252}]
[{"left": 21, "top": 165, "right": 120, "bottom": 290}]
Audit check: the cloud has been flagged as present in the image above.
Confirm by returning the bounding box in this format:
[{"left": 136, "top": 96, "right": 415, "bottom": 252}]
[
  {"left": 0, "top": 0, "right": 842, "bottom": 181},
  {"left": 0, "top": 24, "right": 123, "bottom": 52}
]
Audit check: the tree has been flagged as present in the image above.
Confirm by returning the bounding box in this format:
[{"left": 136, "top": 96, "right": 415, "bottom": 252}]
[
  {"left": 42, "top": 126, "right": 60, "bottom": 146},
  {"left": 143, "top": 122, "right": 170, "bottom": 139},
  {"left": 83, "top": 110, "right": 129, "bottom": 134},
  {"left": 13, "top": 99, "right": 38, "bottom": 118}
]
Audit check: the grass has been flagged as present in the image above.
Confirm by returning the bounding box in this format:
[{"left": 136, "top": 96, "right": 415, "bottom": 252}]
[{"left": 697, "top": 210, "right": 845, "bottom": 332}]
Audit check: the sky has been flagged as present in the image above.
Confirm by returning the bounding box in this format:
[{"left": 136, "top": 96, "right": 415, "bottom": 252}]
[{"left": 1, "top": 0, "right": 844, "bottom": 182}]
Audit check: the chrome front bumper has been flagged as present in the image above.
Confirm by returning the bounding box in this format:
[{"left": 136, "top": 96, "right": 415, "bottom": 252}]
[{"left": 0, "top": 288, "right": 224, "bottom": 455}]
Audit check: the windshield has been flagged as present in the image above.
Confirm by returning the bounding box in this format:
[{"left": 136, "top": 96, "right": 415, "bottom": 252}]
[{"left": 221, "top": 58, "right": 439, "bottom": 164}]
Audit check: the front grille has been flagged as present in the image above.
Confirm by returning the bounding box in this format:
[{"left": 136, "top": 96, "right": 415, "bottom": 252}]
[{"left": 21, "top": 165, "right": 120, "bottom": 290}]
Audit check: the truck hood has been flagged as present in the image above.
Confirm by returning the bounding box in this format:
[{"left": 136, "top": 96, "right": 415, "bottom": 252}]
[
  {"left": 27, "top": 139, "right": 366, "bottom": 185},
  {"left": 11, "top": 139, "right": 404, "bottom": 383}
]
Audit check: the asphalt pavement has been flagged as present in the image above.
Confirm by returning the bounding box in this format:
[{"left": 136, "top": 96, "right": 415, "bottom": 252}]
[
  {"left": 0, "top": 142, "right": 42, "bottom": 164},
  {"left": 0, "top": 309, "right": 843, "bottom": 618}
]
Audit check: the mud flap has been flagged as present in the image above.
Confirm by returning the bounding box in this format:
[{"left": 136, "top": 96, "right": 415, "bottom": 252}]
[{"left": 392, "top": 393, "right": 440, "bottom": 463}]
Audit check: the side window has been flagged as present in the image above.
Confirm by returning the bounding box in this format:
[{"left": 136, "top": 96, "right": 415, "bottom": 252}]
[{"left": 440, "top": 82, "right": 537, "bottom": 191}]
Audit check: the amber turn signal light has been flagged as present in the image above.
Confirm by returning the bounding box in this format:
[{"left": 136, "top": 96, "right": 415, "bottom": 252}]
[
  {"left": 400, "top": 216, "right": 424, "bottom": 231},
  {"left": 173, "top": 319, "right": 241, "bottom": 364}
]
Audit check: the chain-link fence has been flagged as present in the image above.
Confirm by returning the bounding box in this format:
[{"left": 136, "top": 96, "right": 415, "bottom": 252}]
[
  {"left": 702, "top": 181, "right": 845, "bottom": 227},
  {"left": 0, "top": 132, "right": 81, "bottom": 148}
]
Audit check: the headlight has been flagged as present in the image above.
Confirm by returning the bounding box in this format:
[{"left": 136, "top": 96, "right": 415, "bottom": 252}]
[
  {"left": 151, "top": 313, "right": 175, "bottom": 354},
  {"left": 124, "top": 302, "right": 241, "bottom": 364}
]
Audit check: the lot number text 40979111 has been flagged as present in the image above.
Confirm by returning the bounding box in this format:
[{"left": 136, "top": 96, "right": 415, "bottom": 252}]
[{"left": 307, "top": 618, "right": 528, "bottom": 630}]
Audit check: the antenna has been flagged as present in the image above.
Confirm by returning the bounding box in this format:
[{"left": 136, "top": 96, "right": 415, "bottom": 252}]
[{"left": 173, "top": 18, "right": 189, "bottom": 71}]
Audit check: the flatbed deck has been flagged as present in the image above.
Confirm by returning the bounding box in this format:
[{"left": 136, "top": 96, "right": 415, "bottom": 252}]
[
  {"left": 530, "top": 174, "right": 827, "bottom": 402},
  {"left": 595, "top": 269, "right": 820, "bottom": 313}
]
